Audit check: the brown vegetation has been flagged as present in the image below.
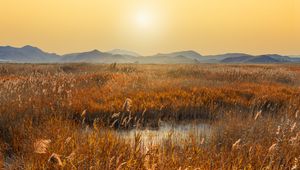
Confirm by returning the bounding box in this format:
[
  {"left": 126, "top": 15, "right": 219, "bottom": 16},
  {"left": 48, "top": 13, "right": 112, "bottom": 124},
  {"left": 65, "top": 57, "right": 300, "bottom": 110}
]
[{"left": 0, "top": 63, "right": 300, "bottom": 169}]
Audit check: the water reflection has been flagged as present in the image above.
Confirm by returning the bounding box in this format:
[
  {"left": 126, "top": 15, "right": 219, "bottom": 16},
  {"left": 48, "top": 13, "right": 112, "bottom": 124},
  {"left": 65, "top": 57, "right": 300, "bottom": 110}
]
[{"left": 117, "top": 122, "right": 212, "bottom": 147}]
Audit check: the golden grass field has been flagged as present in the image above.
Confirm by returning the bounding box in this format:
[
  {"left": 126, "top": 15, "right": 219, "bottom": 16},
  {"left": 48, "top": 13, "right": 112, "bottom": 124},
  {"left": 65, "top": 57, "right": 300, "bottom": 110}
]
[{"left": 1, "top": 63, "right": 300, "bottom": 169}]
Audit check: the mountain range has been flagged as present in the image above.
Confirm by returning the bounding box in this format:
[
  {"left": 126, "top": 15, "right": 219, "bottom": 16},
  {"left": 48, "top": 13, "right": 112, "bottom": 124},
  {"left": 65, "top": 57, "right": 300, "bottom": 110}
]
[{"left": 0, "top": 45, "right": 300, "bottom": 64}]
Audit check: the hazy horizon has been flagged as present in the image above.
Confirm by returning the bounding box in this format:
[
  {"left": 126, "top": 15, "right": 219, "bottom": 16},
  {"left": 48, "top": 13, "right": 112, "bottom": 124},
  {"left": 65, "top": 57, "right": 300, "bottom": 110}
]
[
  {"left": 1, "top": 44, "right": 300, "bottom": 57},
  {"left": 1, "top": 0, "right": 299, "bottom": 56}
]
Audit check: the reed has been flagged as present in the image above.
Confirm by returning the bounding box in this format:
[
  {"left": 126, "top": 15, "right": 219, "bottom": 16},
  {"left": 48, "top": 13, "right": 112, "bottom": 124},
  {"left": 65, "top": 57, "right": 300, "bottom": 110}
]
[{"left": 0, "top": 63, "right": 300, "bottom": 169}]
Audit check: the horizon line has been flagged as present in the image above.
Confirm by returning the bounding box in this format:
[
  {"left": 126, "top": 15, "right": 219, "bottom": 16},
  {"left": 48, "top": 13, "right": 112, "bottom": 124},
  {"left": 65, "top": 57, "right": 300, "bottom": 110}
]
[{"left": 0, "top": 44, "right": 299, "bottom": 57}]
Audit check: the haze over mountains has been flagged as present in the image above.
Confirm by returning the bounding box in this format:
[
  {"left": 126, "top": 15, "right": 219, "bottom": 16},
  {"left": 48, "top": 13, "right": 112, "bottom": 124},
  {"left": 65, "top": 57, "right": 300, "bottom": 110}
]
[{"left": 0, "top": 45, "right": 300, "bottom": 64}]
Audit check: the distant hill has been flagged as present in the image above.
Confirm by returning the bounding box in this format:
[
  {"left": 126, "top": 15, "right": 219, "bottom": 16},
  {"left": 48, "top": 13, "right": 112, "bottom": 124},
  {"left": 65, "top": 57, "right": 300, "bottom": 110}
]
[
  {"left": 0, "top": 45, "right": 299, "bottom": 64},
  {"left": 62, "top": 50, "right": 106, "bottom": 62},
  {"left": 290, "top": 58, "right": 300, "bottom": 62},
  {"left": 220, "top": 54, "right": 293, "bottom": 63},
  {"left": 289, "top": 55, "right": 300, "bottom": 58},
  {"left": 61, "top": 50, "right": 137, "bottom": 63},
  {"left": 247, "top": 55, "right": 282, "bottom": 63},
  {"left": 221, "top": 55, "right": 253, "bottom": 63},
  {"left": 288, "top": 56, "right": 300, "bottom": 62},
  {"left": 107, "top": 49, "right": 141, "bottom": 57},
  {"left": 152, "top": 50, "right": 202, "bottom": 60},
  {"left": 136, "top": 50, "right": 201, "bottom": 64},
  {"left": 206, "top": 53, "right": 252, "bottom": 59},
  {"left": 0, "top": 45, "right": 60, "bottom": 63},
  {"left": 204, "top": 53, "right": 252, "bottom": 63},
  {"left": 137, "top": 55, "right": 198, "bottom": 64},
  {"left": 246, "top": 55, "right": 290, "bottom": 63}
]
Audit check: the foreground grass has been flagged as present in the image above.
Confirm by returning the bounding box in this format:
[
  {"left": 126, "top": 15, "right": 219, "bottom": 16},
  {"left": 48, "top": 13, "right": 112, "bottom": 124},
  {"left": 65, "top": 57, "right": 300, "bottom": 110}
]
[{"left": 0, "top": 63, "right": 300, "bottom": 169}]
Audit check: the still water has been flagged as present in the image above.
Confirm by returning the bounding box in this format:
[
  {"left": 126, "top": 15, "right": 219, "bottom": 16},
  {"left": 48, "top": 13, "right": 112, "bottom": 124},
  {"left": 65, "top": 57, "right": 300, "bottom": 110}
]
[{"left": 117, "top": 122, "right": 213, "bottom": 147}]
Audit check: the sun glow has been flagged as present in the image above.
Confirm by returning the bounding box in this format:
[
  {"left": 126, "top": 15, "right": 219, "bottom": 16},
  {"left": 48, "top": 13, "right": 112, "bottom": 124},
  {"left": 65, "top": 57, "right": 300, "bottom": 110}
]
[
  {"left": 135, "top": 10, "right": 154, "bottom": 29},
  {"left": 0, "top": 0, "right": 299, "bottom": 55}
]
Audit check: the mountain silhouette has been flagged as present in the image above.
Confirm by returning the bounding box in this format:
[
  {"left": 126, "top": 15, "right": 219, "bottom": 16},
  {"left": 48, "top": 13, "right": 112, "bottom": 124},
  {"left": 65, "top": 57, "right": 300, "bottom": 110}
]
[
  {"left": 0, "top": 45, "right": 59, "bottom": 63},
  {"left": 152, "top": 50, "right": 202, "bottom": 60},
  {"left": 0, "top": 45, "right": 299, "bottom": 64},
  {"left": 107, "top": 49, "right": 141, "bottom": 57}
]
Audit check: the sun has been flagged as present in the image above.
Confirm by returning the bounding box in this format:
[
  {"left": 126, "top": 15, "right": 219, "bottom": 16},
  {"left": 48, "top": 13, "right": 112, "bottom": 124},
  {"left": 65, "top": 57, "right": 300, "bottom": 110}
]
[
  {"left": 135, "top": 10, "right": 153, "bottom": 28},
  {"left": 119, "top": 5, "right": 165, "bottom": 41}
]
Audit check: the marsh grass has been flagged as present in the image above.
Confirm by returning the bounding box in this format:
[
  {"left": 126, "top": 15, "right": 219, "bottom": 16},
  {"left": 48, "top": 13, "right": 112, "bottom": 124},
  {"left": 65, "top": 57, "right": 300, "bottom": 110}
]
[{"left": 0, "top": 63, "right": 300, "bottom": 169}]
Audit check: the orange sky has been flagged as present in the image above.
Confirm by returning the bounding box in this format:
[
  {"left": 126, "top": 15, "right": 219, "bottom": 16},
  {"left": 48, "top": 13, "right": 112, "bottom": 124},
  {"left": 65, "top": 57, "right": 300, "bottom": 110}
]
[{"left": 0, "top": 0, "right": 299, "bottom": 55}]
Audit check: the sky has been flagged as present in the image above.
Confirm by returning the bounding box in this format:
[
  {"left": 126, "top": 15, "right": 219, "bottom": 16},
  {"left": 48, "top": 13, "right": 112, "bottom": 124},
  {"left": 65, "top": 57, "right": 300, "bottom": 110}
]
[{"left": 0, "top": 0, "right": 299, "bottom": 55}]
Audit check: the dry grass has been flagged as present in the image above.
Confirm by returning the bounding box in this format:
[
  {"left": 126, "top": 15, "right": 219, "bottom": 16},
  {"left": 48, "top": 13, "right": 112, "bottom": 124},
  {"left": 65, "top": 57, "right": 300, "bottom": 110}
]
[{"left": 0, "top": 63, "right": 300, "bottom": 169}]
